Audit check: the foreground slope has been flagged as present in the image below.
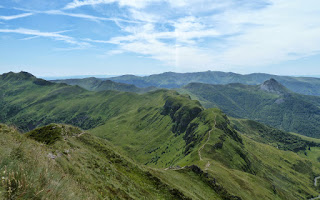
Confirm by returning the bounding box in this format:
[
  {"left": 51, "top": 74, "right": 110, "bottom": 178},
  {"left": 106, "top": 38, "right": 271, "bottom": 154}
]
[
  {"left": 179, "top": 79, "right": 320, "bottom": 138},
  {"left": 1, "top": 123, "right": 227, "bottom": 199},
  {"left": 108, "top": 71, "right": 320, "bottom": 96},
  {"left": 1, "top": 72, "right": 320, "bottom": 199}
]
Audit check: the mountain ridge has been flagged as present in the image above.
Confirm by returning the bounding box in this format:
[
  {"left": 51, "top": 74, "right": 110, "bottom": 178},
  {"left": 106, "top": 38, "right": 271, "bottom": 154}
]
[
  {"left": 52, "top": 76, "right": 156, "bottom": 93},
  {"left": 179, "top": 80, "right": 320, "bottom": 138},
  {"left": 1, "top": 71, "right": 320, "bottom": 199},
  {"left": 107, "top": 71, "right": 320, "bottom": 96}
]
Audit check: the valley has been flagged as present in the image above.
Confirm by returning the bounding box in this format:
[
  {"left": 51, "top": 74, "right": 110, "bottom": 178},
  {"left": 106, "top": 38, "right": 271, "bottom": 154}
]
[
  {"left": 1, "top": 71, "right": 320, "bottom": 199},
  {"left": 178, "top": 79, "right": 320, "bottom": 138},
  {"left": 1, "top": 0, "right": 319, "bottom": 199}
]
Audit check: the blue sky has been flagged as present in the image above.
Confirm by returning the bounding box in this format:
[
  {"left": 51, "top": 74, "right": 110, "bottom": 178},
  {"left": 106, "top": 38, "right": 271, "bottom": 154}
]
[{"left": 0, "top": 0, "right": 320, "bottom": 77}]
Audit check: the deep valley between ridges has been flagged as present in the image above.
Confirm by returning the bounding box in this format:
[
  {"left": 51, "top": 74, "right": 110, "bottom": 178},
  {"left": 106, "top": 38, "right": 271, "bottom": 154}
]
[{"left": 1, "top": 72, "right": 320, "bottom": 199}]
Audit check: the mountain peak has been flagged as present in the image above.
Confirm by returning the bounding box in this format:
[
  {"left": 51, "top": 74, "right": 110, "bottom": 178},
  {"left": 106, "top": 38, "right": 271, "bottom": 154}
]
[
  {"left": 19, "top": 71, "right": 35, "bottom": 77},
  {"left": 260, "top": 78, "right": 288, "bottom": 94},
  {"left": 1, "top": 71, "right": 35, "bottom": 81}
]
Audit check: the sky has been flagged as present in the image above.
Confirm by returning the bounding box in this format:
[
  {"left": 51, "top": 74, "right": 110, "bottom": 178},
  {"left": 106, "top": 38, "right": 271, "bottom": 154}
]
[{"left": 0, "top": 0, "right": 320, "bottom": 77}]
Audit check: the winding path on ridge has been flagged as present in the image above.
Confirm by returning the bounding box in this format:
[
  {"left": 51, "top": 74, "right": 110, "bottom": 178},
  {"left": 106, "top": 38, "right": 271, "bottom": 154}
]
[
  {"left": 164, "top": 115, "right": 216, "bottom": 171},
  {"left": 198, "top": 115, "right": 216, "bottom": 170},
  {"left": 314, "top": 176, "right": 320, "bottom": 187},
  {"left": 309, "top": 176, "right": 320, "bottom": 200}
]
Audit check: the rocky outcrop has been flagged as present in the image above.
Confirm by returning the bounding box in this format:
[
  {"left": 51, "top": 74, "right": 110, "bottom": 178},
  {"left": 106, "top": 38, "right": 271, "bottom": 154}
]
[{"left": 260, "top": 78, "right": 288, "bottom": 95}]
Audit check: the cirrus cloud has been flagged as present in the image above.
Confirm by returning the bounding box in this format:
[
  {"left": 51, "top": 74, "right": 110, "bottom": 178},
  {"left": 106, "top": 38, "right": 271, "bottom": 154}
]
[
  {"left": 1, "top": 0, "right": 320, "bottom": 73},
  {"left": 0, "top": 28, "right": 90, "bottom": 48},
  {"left": 82, "top": 0, "right": 320, "bottom": 70},
  {"left": 0, "top": 12, "right": 33, "bottom": 20}
]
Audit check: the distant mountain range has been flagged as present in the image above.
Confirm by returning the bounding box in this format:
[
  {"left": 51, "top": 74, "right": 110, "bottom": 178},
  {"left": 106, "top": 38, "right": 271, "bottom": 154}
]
[
  {"left": 51, "top": 71, "right": 320, "bottom": 138},
  {"left": 179, "top": 79, "right": 320, "bottom": 138},
  {"left": 52, "top": 77, "right": 156, "bottom": 93},
  {"left": 2, "top": 71, "right": 320, "bottom": 199},
  {"left": 107, "top": 71, "right": 320, "bottom": 96},
  {"left": 41, "top": 75, "right": 116, "bottom": 80},
  {"left": 51, "top": 71, "right": 320, "bottom": 96}
]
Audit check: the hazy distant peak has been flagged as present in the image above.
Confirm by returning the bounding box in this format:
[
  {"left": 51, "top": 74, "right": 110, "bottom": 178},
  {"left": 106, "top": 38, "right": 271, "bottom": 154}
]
[
  {"left": 0, "top": 71, "right": 35, "bottom": 81},
  {"left": 84, "top": 77, "right": 100, "bottom": 80},
  {"left": 260, "top": 78, "right": 288, "bottom": 94},
  {"left": 19, "top": 71, "right": 35, "bottom": 77}
]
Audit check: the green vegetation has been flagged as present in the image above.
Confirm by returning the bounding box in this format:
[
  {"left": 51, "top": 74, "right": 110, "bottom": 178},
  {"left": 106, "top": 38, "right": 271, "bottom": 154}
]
[
  {"left": 0, "top": 124, "right": 90, "bottom": 199},
  {"left": 1, "top": 71, "right": 320, "bottom": 199},
  {"left": 285, "top": 133, "right": 320, "bottom": 164},
  {"left": 179, "top": 80, "right": 320, "bottom": 138},
  {"left": 0, "top": 71, "right": 169, "bottom": 131},
  {"left": 0, "top": 123, "right": 223, "bottom": 200},
  {"left": 26, "top": 124, "right": 82, "bottom": 145},
  {"left": 52, "top": 77, "right": 156, "bottom": 93},
  {"left": 108, "top": 71, "right": 320, "bottom": 96},
  {"left": 91, "top": 107, "right": 320, "bottom": 200},
  {"left": 230, "top": 118, "right": 320, "bottom": 152}
]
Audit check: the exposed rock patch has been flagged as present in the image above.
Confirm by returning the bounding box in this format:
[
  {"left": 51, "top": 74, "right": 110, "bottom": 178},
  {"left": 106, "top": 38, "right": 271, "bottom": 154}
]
[{"left": 260, "top": 78, "right": 288, "bottom": 95}]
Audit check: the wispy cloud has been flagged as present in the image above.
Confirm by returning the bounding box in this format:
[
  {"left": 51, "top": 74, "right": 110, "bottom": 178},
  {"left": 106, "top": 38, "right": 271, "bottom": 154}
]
[
  {"left": 44, "top": 10, "right": 138, "bottom": 23},
  {"left": 86, "top": 18, "right": 218, "bottom": 68},
  {"left": 79, "top": 0, "right": 320, "bottom": 70},
  {"left": 13, "top": 7, "right": 139, "bottom": 24},
  {"left": 0, "top": 28, "right": 90, "bottom": 48},
  {"left": 2, "top": 0, "right": 320, "bottom": 72},
  {"left": 0, "top": 13, "right": 33, "bottom": 20},
  {"left": 84, "top": 38, "right": 113, "bottom": 44},
  {"left": 63, "top": 0, "right": 159, "bottom": 10},
  {"left": 206, "top": 0, "right": 320, "bottom": 68},
  {"left": 117, "top": 40, "right": 215, "bottom": 69},
  {"left": 64, "top": 0, "right": 112, "bottom": 9},
  {"left": 60, "top": 0, "right": 272, "bottom": 69}
]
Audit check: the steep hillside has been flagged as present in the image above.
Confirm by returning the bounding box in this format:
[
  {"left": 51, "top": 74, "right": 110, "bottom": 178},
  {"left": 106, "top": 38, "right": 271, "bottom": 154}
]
[
  {"left": 179, "top": 79, "right": 320, "bottom": 138},
  {"left": 230, "top": 118, "right": 320, "bottom": 152},
  {"left": 0, "top": 72, "right": 171, "bottom": 131},
  {"left": 108, "top": 71, "right": 320, "bottom": 96},
  {"left": 52, "top": 77, "right": 156, "bottom": 93},
  {"left": 91, "top": 107, "right": 320, "bottom": 200},
  {"left": 1, "top": 123, "right": 227, "bottom": 200},
  {"left": 2, "top": 72, "right": 320, "bottom": 199}
]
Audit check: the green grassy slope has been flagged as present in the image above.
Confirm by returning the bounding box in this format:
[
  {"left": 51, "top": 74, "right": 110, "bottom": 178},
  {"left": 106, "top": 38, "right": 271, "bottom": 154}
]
[
  {"left": 0, "top": 123, "right": 227, "bottom": 200},
  {"left": 2, "top": 72, "right": 320, "bottom": 199},
  {"left": 285, "top": 133, "right": 320, "bottom": 164},
  {"left": 230, "top": 118, "right": 320, "bottom": 152},
  {"left": 0, "top": 72, "right": 170, "bottom": 131},
  {"left": 0, "top": 124, "right": 89, "bottom": 200},
  {"left": 190, "top": 110, "right": 320, "bottom": 199},
  {"left": 230, "top": 118, "right": 320, "bottom": 171},
  {"left": 91, "top": 107, "right": 320, "bottom": 200},
  {"left": 179, "top": 80, "right": 320, "bottom": 138},
  {"left": 52, "top": 77, "right": 156, "bottom": 93},
  {"left": 108, "top": 71, "right": 320, "bottom": 96}
]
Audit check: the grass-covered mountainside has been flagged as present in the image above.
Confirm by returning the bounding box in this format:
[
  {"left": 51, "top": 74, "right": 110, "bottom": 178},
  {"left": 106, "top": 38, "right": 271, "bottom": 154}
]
[
  {"left": 52, "top": 77, "right": 156, "bottom": 93},
  {"left": 1, "top": 71, "right": 320, "bottom": 199},
  {"left": 0, "top": 71, "right": 170, "bottom": 131},
  {"left": 179, "top": 79, "right": 320, "bottom": 138},
  {"left": 91, "top": 106, "right": 320, "bottom": 200},
  {"left": 230, "top": 118, "right": 320, "bottom": 152},
  {"left": 1, "top": 123, "right": 222, "bottom": 199},
  {"left": 108, "top": 71, "right": 320, "bottom": 96}
]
